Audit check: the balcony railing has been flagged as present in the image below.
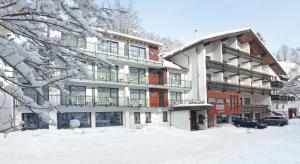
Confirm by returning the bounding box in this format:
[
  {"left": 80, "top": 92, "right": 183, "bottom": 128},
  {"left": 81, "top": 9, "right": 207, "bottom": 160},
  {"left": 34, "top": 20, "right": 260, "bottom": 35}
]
[
  {"left": 270, "top": 81, "right": 284, "bottom": 88},
  {"left": 15, "top": 95, "right": 148, "bottom": 108},
  {"left": 61, "top": 38, "right": 163, "bottom": 65},
  {"left": 222, "top": 44, "right": 263, "bottom": 63},
  {"left": 271, "top": 95, "right": 296, "bottom": 101},
  {"left": 73, "top": 71, "right": 192, "bottom": 89},
  {"left": 207, "top": 81, "right": 271, "bottom": 95},
  {"left": 206, "top": 59, "right": 271, "bottom": 81},
  {"left": 241, "top": 105, "right": 269, "bottom": 113}
]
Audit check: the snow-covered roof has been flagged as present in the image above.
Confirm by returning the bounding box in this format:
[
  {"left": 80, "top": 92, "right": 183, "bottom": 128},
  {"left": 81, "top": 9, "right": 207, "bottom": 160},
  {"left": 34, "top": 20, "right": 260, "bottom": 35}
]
[
  {"left": 163, "top": 27, "right": 251, "bottom": 58},
  {"left": 97, "top": 29, "right": 163, "bottom": 46},
  {"left": 162, "top": 59, "right": 187, "bottom": 71},
  {"left": 162, "top": 27, "right": 287, "bottom": 76}
]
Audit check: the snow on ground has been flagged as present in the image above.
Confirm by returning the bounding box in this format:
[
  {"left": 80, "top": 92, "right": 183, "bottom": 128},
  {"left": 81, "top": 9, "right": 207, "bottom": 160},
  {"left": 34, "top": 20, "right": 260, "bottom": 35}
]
[{"left": 1, "top": 120, "right": 300, "bottom": 164}]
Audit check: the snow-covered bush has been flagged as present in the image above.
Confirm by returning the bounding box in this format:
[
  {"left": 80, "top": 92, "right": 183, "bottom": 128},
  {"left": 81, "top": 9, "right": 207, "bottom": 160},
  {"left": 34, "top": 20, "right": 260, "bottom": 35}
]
[{"left": 70, "top": 119, "right": 80, "bottom": 129}]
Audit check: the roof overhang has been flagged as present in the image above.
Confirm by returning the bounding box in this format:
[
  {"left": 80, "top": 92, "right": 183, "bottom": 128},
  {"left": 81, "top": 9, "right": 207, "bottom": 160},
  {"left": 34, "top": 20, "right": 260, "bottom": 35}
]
[
  {"left": 170, "top": 104, "right": 213, "bottom": 111},
  {"left": 163, "top": 28, "right": 287, "bottom": 76}
]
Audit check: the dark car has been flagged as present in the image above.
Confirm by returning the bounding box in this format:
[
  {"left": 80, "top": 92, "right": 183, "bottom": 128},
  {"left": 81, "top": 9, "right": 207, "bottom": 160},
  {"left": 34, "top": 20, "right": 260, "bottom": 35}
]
[
  {"left": 233, "top": 118, "right": 268, "bottom": 129},
  {"left": 261, "top": 116, "right": 288, "bottom": 126}
]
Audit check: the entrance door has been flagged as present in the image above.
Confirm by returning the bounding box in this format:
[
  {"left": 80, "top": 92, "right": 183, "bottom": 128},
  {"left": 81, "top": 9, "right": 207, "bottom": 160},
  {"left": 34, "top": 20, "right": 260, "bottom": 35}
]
[
  {"left": 158, "top": 71, "right": 164, "bottom": 85},
  {"left": 288, "top": 108, "right": 297, "bottom": 119},
  {"left": 159, "top": 91, "right": 165, "bottom": 107},
  {"left": 190, "top": 111, "right": 197, "bottom": 130}
]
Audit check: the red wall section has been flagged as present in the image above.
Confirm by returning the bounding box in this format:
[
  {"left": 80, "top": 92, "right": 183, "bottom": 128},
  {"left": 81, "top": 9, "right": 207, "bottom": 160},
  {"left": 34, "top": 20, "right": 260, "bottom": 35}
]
[
  {"left": 208, "top": 91, "right": 241, "bottom": 115},
  {"left": 149, "top": 89, "right": 168, "bottom": 107},
  {"left": 148, "top": 68, "right": 167, "bottom": 85},
  {"left": 149, "top": 46, "right": 159, "bottom": 61}
]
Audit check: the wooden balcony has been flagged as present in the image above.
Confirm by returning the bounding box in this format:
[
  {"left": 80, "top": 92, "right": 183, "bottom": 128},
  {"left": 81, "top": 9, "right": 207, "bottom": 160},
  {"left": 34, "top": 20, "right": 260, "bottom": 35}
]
[
  {"left": 222, "top": 44, "right": 263, "bottom": 63},
  {"left": 207, "top": 81, "right": 271, "bottom": 95},
  {"left": 271, "top": 95, "right": 296, "bottom": 101},
  {"left": 206, "top": 59, "right": 271, "bottom": 81}
]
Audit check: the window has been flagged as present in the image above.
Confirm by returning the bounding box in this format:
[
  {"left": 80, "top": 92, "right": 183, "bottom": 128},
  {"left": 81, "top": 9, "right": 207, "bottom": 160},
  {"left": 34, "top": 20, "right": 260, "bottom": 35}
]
[
  {"left": 170, "top": 92, "right": 182, "bottom": 105},
  {"left": 97, "top": 65, "right": 118, "bottom": 82},
  {"left": 134, "top": 112, "right": 140, "bottom": 124},
  {"left": 145, "top": 112, "right": 151, "bottom": 123},
  {"left": 130, "top": 45, "right": 146, "bottom": 59},
  {"left": 57, "top": 112, "right": 91, "bottom": 129},
  {"left": 97, "top": 88, "right": 118, "bottom": 106},
  {"left": 206, "top": 74, "right": 211, "bottom": 81},
  {"left": 61, "top": 86, "right": 86, "bottom": 106},
  {"left": 22, "top": 113, "right": 49, "bottom": 129},
  {"left": 217, "top": 114, "right": 228, "bottom": 124},
  {"left": 215, "top": 98, "right": 224, "bottom": 104},
  {"left": 163, "top": 111, "right": 168, "bottom": 122},
  {"left": 95, "top": 112, "right": 123, "bottom": 127},
  {"left": 98, "top": 40, "right": 119, "bottom": 54},
  {"left": 130, "top": 89, "right": 146, "bottom": 107},
  {"left": 62, "top": 33, "right": 86, "bottom": 49},
  {"left": 23, "top": 87, "right": 49, "bottom": 105},
  {"left": 244, "top": 98, "right": 250, "bottom": 105},
  {"left": 208, "top": 98, "right": 215, "bottom": 103},
  {"left": 129, "top": 67, "right": 146, "bottom": 84},
  {"left": 169, "top": 73, "right": 181, "bottom": 86}
]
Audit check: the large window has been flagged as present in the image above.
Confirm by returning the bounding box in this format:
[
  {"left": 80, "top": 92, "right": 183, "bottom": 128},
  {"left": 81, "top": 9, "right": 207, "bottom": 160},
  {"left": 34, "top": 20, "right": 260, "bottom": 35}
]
[
  {"left": 169, "top": 73, "right": 181, "bottom": 86},
  {"left": 145, "top": 112, "right": 151, "bottom": 123},
  {"left": 98, "top": 40, "right": 119, "bottom": 54},
  {"left": 97, "top": 65, "right": 118, "bottom": 82},
  {"left": 130, "top": 89, "right": 146, "bottom": 107},
  {"left": 62, "top": 34, "right": 86, "bottom": 49},
  {"left": 95, "top": 112, "right": 123, "bottom": 127},
  {"left": 130, "top": 45, "right": 146, "bottom": 59},
  {"left": 163, "top": 111, "right": 168, "bottom": 122},
  {"left": 170, "top": 91, "right": 182, "bottom": 105},
  {"left": 134, "top": 112, "right": 140, "bottom": 124},
  {"left": 97, "top": 88, "right": 118, "bottom": 106},
  {"left": 23, "top": 87, "right": 49, "bottom": 105},
  {"left": 22, "top": 113, "right": 49, "bottom": 129},
  {"left": 57, "top": 112, "right": 91, "bottom": 129},
  {"left": 129, "top": 67, "right": 146, "bottom": 84},
  {"left": 61, "top": 86, "right": 86, "bottom": 106}
]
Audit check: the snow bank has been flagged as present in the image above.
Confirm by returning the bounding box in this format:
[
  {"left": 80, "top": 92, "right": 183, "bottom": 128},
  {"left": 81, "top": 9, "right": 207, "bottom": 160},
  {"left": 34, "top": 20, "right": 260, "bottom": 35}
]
[{"left": 288, "top": 119, "right": 300, "bottom": 126}]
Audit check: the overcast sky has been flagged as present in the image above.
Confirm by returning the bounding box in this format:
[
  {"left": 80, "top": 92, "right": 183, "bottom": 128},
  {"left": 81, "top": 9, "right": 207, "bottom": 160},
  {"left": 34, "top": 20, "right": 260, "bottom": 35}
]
[{"left": 127, "top": 0, "right": 299, "bottom": 53}]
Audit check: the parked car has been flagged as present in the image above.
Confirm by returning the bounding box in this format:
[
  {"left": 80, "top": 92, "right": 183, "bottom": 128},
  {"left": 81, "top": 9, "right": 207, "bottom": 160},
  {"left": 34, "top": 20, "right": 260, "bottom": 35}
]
[
  {"left": 261, "top": 116, "right": 288, "bottom": 126},
  {"left": 233, "top": 118, "right": 268, "bottom": 129}
]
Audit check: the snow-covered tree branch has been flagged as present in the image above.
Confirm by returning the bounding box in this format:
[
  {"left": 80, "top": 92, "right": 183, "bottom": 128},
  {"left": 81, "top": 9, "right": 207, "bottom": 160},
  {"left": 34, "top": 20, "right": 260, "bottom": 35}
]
[{"left": 0, "top": 0, "right": 118, "bottom": 127}]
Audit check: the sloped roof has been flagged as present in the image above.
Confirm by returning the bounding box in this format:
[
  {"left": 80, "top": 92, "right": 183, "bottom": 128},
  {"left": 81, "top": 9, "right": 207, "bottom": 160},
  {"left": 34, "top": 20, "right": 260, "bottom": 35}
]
[
  {"left": 163, "top": 28, "right": 287, "bottom": 76},
  {"left": 97, "top": 29, "right": 163, "bottom": 46}
]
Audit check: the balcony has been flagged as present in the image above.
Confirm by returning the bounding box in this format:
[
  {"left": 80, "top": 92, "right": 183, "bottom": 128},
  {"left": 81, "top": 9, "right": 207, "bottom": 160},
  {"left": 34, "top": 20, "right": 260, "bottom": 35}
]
[
  {"left": 241, "top": 105, "right": 269, "bottom": 113},
  {"left": 222, "top": 44, "right": 263, "bottom": 63},
  {"left": 270, "top": 81, "right": 284, "bottom": 88},
  {"left": 61, "top": 38, "right": 163, "bottom": 67},
  {"left": 271, "top": 95, "right": 296, "bottom": 101},
  {"left": 207, "top": 81, "right": 271, "bottom": 95},
  {"left": 206, "top": 59, "right": 271, "bottom": 81},
  {"left": 73, "top": 71, "right": 192, "bottom": 89}
]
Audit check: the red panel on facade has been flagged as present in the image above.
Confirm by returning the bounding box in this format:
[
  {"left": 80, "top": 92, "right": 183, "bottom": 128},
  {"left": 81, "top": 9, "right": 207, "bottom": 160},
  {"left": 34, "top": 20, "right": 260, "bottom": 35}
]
[
  {"left": 207, "top": 91, "right": 241, "bottom": 115},
  {"left": 148, "top": 68, "right": 167, "bottom": 85},
  {"left": 149, "top": 46, "right": 159, "bottom": 61},
  {"left": 149, "top": 89, "right": 168, "bottom": 107}
]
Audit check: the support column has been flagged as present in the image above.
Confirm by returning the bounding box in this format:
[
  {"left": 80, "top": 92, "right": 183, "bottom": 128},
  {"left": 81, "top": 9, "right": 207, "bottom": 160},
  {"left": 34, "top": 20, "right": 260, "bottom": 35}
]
[{"left": 91, "top": 111, "right": 96, "bottom": 128}]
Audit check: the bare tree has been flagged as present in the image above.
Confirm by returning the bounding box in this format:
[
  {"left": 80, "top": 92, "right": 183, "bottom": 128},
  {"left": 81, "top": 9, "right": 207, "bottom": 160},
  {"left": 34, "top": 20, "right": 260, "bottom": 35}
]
[{"left": 0, "top": 0, "right": 119, "bottom": 132}]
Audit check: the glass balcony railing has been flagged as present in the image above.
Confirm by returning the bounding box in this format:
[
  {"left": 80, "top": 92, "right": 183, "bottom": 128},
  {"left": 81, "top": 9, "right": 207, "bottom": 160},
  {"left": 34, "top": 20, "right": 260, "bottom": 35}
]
[
  {"left": 72, "top": 70, "right": 192, "bottom": 89},
  {"left": 60, "top": 38, "right": 163, "bottom": 65}
]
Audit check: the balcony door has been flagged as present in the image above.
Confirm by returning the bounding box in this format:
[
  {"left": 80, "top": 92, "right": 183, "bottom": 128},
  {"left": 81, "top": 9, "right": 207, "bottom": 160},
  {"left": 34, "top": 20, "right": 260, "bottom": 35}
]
[
  {"left": 158, "top": 70, "right": 164, "bottom": 85},
  {"left": 159, "top": 90, "right": 165, "bottom": 107}
]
